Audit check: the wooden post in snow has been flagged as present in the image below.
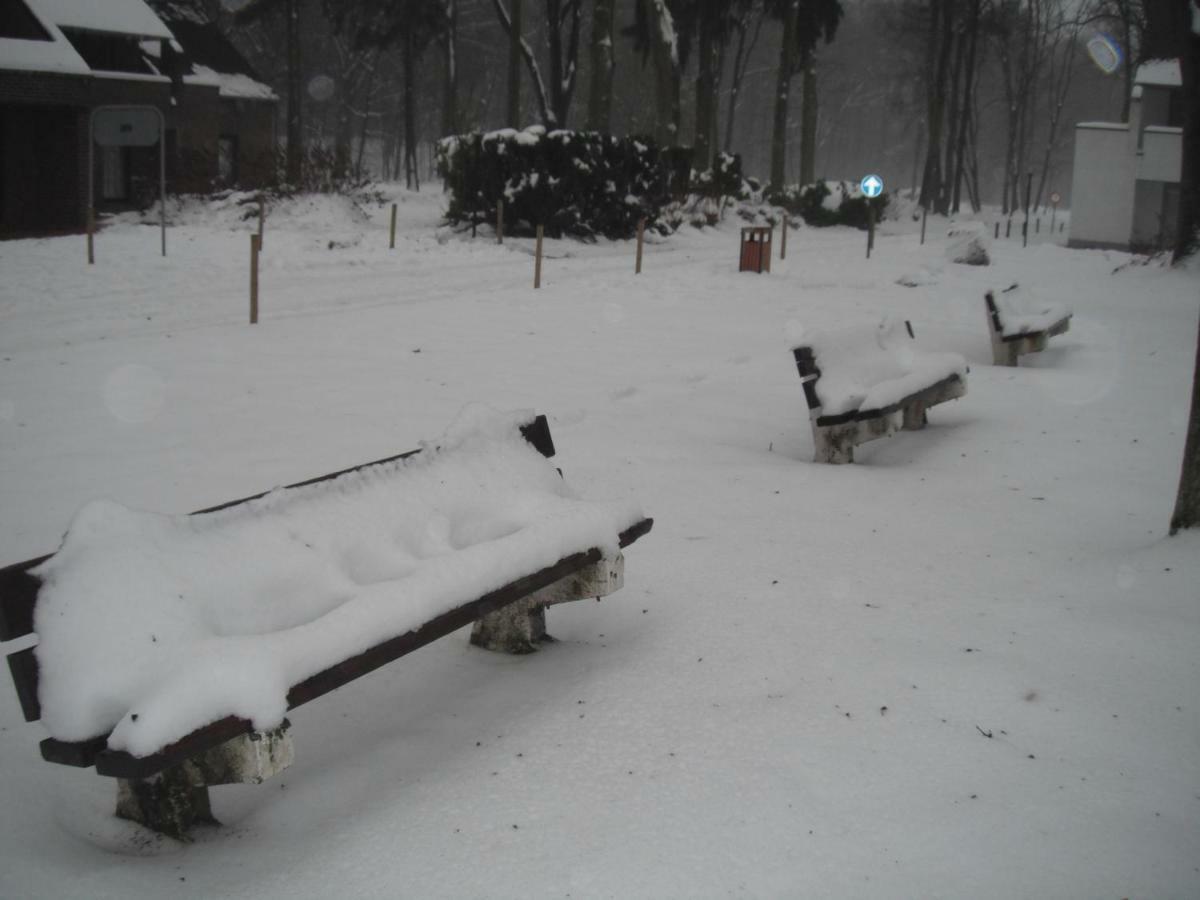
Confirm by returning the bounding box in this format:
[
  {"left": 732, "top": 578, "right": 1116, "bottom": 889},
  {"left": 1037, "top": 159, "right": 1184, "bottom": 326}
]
[
  {"left": 250, "top": 233, "right": 260, "bottom": 325},
  {"left": 920, "top": 207, "right": 927, "bottom": 245},
  {"left": 781, "top": 214, "right": 788, "bottom": 260},
  {"left": 389, "top": 204, "right": 397, "bottom": 249},
  {"left": 497, "top": 200, "right": 504, "bottom": 244},
  {"left": 258, "top": 200, "right": 265, "bottom": 249},
  {"left": 635, "top": 218, "right": 645, "bottom": 274},
  {"left": 534, "top": 225, "right": 543, "bottom": 288},
  {"left": 87, "top": 209, "right": 94, "bottom": 265}
]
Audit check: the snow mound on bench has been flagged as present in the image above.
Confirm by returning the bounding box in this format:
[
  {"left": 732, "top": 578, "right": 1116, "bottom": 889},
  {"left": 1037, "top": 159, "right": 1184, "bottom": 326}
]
[
  {"left": 991, "top": 285, "right": 1072, "bottom": 337},
  {"left": 33, "top": 407, "right": 644, "bottom": 758},
  {"left": 790, "top": 318, "right": 967, "bottom": 417}
]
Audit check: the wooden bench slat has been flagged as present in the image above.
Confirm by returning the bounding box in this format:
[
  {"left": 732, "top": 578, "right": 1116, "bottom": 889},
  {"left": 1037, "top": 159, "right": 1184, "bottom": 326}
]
[
  {"left": 68, "top": 518, "right": 652, "bottom": 779},
  {"left": 7, "top": 646, "right": 41, "bottom": 721},
  {"left": 40, "top": 736, "right": 109, "bottom": 768}
]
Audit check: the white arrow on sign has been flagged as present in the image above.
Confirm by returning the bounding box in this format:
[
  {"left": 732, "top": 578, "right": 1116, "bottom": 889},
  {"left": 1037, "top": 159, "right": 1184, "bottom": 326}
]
[{"left": 860, "top": 174, "right": 884, "bottom": 199}]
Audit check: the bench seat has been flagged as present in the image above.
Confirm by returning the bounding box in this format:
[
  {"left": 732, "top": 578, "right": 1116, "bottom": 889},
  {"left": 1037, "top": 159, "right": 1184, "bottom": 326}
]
[{"left": 985, "top": 286, "right": 1072, "bottom": 366}]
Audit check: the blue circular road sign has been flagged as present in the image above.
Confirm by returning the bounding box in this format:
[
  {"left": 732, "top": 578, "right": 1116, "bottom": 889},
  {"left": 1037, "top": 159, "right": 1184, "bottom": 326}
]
[{"left": 860, "top": 174, "right": 884, "bottom": 198}]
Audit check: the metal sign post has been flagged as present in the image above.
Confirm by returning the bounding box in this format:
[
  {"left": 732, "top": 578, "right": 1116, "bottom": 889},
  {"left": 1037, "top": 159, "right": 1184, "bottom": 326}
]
[{"left": 88, "top": 106, "right": 167, "bottom": 262}]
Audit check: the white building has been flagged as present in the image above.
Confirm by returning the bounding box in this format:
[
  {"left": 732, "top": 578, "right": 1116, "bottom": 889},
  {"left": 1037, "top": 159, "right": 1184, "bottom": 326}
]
[{"left": 1068, "top": 59, "right": 1183, "bottom": 252}]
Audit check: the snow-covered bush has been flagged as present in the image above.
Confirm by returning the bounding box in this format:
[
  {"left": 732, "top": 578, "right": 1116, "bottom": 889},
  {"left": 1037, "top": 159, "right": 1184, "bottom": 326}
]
[
  {"left": 946, "top": 223, "right": 991, "bottom": 266},
  {"left": 692, "top": 152, "right": 743, "bottom": 201},
  {"left": 439, "top": 128, "right": 675, "bottom": 240},
  {"left": 767, "top": 180, "right": 889, "bottom": 230}
]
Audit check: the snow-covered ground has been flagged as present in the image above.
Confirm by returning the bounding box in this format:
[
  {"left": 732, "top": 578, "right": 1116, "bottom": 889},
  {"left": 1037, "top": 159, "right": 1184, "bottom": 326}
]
[{"left": 0, "top": 188, "right": 1197, "bottom": 898}]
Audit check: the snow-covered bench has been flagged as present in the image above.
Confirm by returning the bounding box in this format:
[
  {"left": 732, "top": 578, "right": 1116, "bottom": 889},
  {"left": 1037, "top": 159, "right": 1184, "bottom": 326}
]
[
  {"left": 984, "top": 285, "right": 1072, "bottom": 366},
  {"left": 790, "top": 318, "right": 968, "bottom": 464},
  {"left": 0, "top": 409, "right": 652, "bottom": 840}
]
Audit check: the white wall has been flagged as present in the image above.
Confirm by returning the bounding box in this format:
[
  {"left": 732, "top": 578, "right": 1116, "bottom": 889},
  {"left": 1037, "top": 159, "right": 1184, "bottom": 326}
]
[{"left": 1069, "top": 123, "right": 1136, "bottom": 249}]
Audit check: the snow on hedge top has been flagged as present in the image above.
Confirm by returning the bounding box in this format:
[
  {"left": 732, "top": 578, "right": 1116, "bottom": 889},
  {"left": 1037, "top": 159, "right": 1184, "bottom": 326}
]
[
  {"left": 33, "top": 407, "right": 644, "bottom": 757},
  {"left": 789, "top": 318, "right": 967, "bottom": 417},
  {"left": 34, "top": 0, "right": 174, "bottom": 38},
  {"left": 990, "top": 285, "right": 1071, "bottom": 337}
]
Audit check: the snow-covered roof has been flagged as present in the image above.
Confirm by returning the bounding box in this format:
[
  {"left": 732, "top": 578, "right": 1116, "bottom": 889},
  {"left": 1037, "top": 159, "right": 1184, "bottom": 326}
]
[
  {"left": 1135, "top": 58, "right": 1181, "bottom": 88},
  {"left": 32, "top": 0, "right": 174, "bottom": 39},
  {"left": 0, "top": 1, "right": 90, "bottom": 75},
  {"left": 187, "top": 64, "right": 277, "bottom": 100}
]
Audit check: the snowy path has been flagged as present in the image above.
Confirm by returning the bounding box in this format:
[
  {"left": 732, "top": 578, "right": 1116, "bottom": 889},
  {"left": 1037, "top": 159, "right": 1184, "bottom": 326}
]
[{"left": 0, "top": 192, "right": 1197, "bottom": 898}]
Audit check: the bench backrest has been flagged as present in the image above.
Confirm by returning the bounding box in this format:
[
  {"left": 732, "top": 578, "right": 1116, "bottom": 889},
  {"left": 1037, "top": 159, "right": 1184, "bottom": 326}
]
[{"left": 791, "top": 319, "right": 917, "bottom": 417}]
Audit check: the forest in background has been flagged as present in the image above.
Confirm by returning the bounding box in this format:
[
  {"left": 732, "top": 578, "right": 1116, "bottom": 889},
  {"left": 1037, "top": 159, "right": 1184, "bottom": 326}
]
[{"left": 220, "top": 0, "right": 1160, "bottom": 212}]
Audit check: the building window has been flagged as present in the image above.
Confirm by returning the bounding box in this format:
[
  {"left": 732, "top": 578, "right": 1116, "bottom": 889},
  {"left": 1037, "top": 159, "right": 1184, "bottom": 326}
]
[
  {"left": 218, "top": 134, "right": 238, "bottom": 185},
  {"left": 0, "top": 0, "right": 51, "bottom": 40}
]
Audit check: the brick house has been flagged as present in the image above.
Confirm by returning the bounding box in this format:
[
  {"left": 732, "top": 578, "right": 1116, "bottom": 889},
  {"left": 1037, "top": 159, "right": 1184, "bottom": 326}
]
[{"left": 0, "top": 0, "right": 276, "bottom": 237}]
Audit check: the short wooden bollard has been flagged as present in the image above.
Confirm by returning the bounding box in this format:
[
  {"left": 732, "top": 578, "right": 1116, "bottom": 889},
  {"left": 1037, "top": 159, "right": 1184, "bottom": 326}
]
[
  {"left": 497, "top": 200, "right": 504, "bottom": 244},
  {"left": 994, "top": 222, "right": 1000, "bottom": 239},
  {"left": 635, "top": 218, "right": 645, "bottom": 274},
  {"left": 781, "top": 214, "right": 788, "bottom": 260},
  {"left": 250, "top": 233, "right": 260, "bottom": 325},
  {"left": 389, "top": 204, "right": 397, "bottom": 249},
  {"left": 86, "top": 209, "right": 95, "bottom": 265},
  {"left": 920, "top": 207, "right": 927, "bottom": 245},
  {"left": 1005, "top": 219, "right": 1012, "bottom": 238},
  {"left": 1036, "top": 217, "right": 1040, "bottom": 234},
  {"left": 534, "top": 225, "right": 544, "bottom": 289}
]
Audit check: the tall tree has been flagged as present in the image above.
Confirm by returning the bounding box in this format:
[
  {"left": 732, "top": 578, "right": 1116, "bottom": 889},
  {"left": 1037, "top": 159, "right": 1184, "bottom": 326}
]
[
  {"left": 723, "top": 2, "right": 766, "bottom": 153},
  {"left": 588, "top": 0, "right": 617, "bottom": 131},
  {"left": 1146, "top": 0, "right": 1200, "bottom": 531},
  {"left": 236, "top": 0, "right": 305, "bottom": 185},
  {"left": 323, "top": 0, "right": 446, "bottom": 187},
  {"left": 768, "top": 0, "right": 843, "bottom": 191},
  {"left": 624, "top": 0, "right": 686, "bottom": 145}
]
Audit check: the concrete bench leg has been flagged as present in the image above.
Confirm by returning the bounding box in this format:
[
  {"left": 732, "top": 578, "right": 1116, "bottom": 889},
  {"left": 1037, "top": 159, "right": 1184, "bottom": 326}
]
[
  {"left": 115, "top": 724, "right": 293, "bottom": 841},
  {"left": 902, "top": 400, "right": 928, "bottom": 430},
  {"left": 812, "top": 424, "right": 856, "bottom": 464},
  {"left": 471, "top": 554, "right": 624, "bottom": 654},
  {"left": 117, "top": 767, "right": 217, "bottom": 841}
]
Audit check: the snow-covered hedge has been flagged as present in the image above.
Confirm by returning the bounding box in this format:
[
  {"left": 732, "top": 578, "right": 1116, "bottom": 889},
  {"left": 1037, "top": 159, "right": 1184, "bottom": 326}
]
[
  {"left": 439, "top": 129, "right": 743, "bottom": 240},
  {"left": 768, "top": 181, "right": 889, "bottom": 230}
]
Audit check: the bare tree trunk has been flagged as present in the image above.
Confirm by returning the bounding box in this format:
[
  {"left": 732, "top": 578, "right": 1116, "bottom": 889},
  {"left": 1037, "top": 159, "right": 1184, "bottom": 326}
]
[
  {"left": 770, "top": 0, "right": 799, "bottom": 192},
  {"left": 544, "top": 0, "right": 581, "bottom": 126},
  {"left": 404, "top": 29, "right": 419, "bottom": 191},
  {"left": 920, "top": 0, "right": 955, "bottom": 212},
  {"left": 285, "top": 0, "right": 303, "bottom": 185},
  {"left": 799, "top": 47, "right": 817, "bottom": 186},
  {"left": 694, "top": 11, "right": 719, "bottom": 169},
  {"left": 1171, "top": 313, "right": 1200, "bottom": 533},
  {"left": 587, "top": 0, "right": 615, "bottom": 132},
  {"left": 647, "top": 0, "right": 681, "bottom": 146},
  {"left": 1173, "top": 11, "right": 1199, "bottom": 262},
  {"left": 724, "top": 9, "right": 764, "bottom": 155},
  {"left": 508, "top": 0, "right": 522, "bottom": 126},
  {"left": 951, "top": 0, "right": 981, "bottom": 213},
  {"left": 442, "top": 0, "right": 459, "bottom": 136}
]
